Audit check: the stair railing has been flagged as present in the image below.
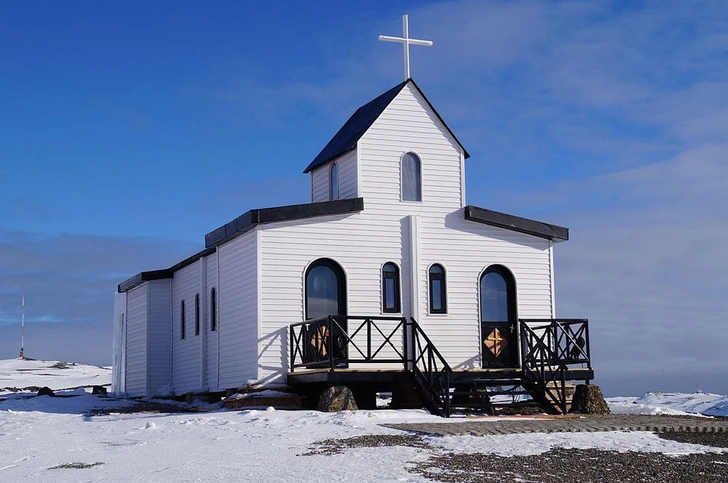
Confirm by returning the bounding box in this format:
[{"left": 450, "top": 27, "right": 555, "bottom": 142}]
[
  {"left": 519, "top": 318, "right": 590, "bottom": 414},
  {"left": 405, "top": 317, "right": 452, "bottom": 417}
]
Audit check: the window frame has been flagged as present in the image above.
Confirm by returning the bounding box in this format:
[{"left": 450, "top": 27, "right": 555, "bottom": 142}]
[
  {"left": 304, "top": 258, "right": 347, "bottom": 320},
  {"left": 381, "top": 262, "right": 401, "bottom": 314},
  {"left": 329, "top": 162, "right": 339, "bottom": 201},
  {"left": 210, "top": 287, "right": 217, "bottom": 332},
  {"left": 194, "top": 293, "right": 200, "bottom": 336},
  {"left": 428, "top": 263, "right": 447, "bottom": 314},
  {"left": 401, "top": 152, "right": 422, "bottom": 202},
  {"left": 180, "top": 299, "right": 186, "bottom": 339}
]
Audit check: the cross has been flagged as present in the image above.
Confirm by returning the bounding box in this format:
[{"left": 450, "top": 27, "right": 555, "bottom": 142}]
[
  {"left": 378, "top": 14, "right": 433, "bottom": 80},
  {"left": 484, "top": 328, "right": 508, "bottom": 357}
]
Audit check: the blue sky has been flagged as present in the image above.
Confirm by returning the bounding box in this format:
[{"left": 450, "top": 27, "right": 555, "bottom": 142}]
[{"left": 1, "top": 1, "right": 727, "bottom": 396}]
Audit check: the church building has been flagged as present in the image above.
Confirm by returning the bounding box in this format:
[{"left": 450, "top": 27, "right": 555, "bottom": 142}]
[{"left": 112, "top": 20, "right": 592, "bottom": 415}]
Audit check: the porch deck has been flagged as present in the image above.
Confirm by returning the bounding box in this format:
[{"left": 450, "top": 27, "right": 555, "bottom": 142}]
[{"left": 288, "top": 316, "right": 595, "bottom": 416}]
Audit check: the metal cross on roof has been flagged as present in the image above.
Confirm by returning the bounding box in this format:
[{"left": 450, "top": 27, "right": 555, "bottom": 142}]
[{"left": 378, "top": 14, "right": 433, "bottom": 80}]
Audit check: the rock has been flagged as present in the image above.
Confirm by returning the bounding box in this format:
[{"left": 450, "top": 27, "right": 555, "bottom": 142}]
[
  {"left": 92, "top": 385, "right": 108, "bottom": 396},
  {"left": 37, "top": 386, "right": 55, "bottom": 397},
  {"left": 317, "top": 385, "right": 358, "bottom": 412},
  {"left": 570, "top": 384, "right": 610, "bottom": 414}
]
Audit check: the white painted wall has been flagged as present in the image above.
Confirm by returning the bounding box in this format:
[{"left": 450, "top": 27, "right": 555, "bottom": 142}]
[
  {"left": 111, "top": 292, "right": 127, "bottom": 395},
  {"left": 124, "top": 284, "right": 148, "bottom": 396},
  {"left": 171, "top": 261, "right": 203, "bottom": 393},
  {"left": 310, "top": 150, "right": 358, "bottom": 202},
  {"left": 217, "top": 230, "right": 259, "bottom": 389},
  {"left": 206, "top": 251, "right": 220, "bottom": 391},
  {"left": 147, "top": 279, "right": 172, "bottom": 394}
]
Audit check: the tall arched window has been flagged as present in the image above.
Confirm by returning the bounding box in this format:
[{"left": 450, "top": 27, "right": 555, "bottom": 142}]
[
  {"left": 210, "top": 287, "right": 217, "bottom": 332},
  {"left": 401, "top": 152, "right": 422, "bottom": 201},
  {"left": 428, "top": 264, "right": 447, "bottom": 314},
  {"left": 180, "top": 300, "right": 186, "bottom": 340},
  {"left": 382, "top": 262, "right": 401, "bottom": 313},
  {"left": 305, "top": 258, "right": 346, "bottom": 320},
  {"left": 194, "top": 293, "right": 200, "bottom": 336},
  {"left": 329, "top": 162, "right": 339, "bottom": 201}
]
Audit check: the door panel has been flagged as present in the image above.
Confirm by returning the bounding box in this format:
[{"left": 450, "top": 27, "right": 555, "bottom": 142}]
[{"left": 480, "top": 266, "right": 517, "bottom": 367}]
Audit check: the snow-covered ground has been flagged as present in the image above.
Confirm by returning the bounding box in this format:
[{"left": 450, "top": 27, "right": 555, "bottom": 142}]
[{"left": 1, "top": 358, "right": 726, "bottom": 482}]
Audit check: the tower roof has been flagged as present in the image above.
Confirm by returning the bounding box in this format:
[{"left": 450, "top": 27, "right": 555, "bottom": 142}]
[{"left": 304, "top": 79, "right": 469, "bottom": 173}]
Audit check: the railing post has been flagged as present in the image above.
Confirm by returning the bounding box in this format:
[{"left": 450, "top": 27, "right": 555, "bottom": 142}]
[
  {"left": 402, "top": 317, "right": 409, "bottom": 371},
  {"left": 328, "top": 315, "right": 334, "bottom": 370},
  {"left": 367, "top": 318, "right": 372, "bottom": 362},
  {"left": 289, "top": 325, "right": 294, "bottom": 372}
]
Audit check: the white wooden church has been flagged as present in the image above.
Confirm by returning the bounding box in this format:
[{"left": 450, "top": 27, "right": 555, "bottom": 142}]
[{"left": 112, "top": 22, "right": 593, "bottom": 415}]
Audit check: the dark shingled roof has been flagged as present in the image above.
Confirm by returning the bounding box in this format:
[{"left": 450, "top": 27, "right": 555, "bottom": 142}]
[
  {"left": 118, "top": 198, "right": 364, "bottom": 293},
  {"left": 304, "top": 78, "right": 469, "bottom": 173},
  {"left": 464, "top": 205, "right": 569, "bottom": 241}
]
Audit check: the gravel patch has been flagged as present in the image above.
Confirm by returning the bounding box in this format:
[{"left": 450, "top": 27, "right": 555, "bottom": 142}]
[
  {"left": 410, "top": 448, "right": 728, "bottom": 483},
  {"left": 302, "top": 434, "right": 432, "bottom": 455},
  {"left": 303, "top": 429, "right": 728, "bottom": 482}
]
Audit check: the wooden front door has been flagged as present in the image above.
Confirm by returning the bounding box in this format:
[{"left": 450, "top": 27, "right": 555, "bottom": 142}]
[
  {"left": 480, "top": 266, "right": 518, "bottom": 367},
  {"left": 305, "top": 258, "right": 347, "bottom": 363}
]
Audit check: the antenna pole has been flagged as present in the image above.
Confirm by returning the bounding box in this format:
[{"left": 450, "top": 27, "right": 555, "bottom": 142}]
[{"left": 19, "top": 285, "right": 25, "bottom": 359}]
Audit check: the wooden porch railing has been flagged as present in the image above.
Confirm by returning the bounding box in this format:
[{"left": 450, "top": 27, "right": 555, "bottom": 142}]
[{"left": 519, "top": 318, "right": 591, "bottom": 414}]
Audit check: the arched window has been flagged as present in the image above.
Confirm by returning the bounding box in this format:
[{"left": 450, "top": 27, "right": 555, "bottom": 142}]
[
  {"left": 382, "top": 262, "right": 401, "bottom": 313},
  {"left": 480, "top": 267, "right": 515, "bottom": 324},
  {"left": 180, "top": 300, "right": 186, "bottom": 340},
  {"left": 401, "top": 152, "right": 422, "bottom": 201},
  {"left": 210, "top": 287, "right": 217, "bottom": 332},
  {"left": 194, "top": 293, "right": 200, "bottom": 336},
  {"left": 329, "top": 162, "right": 339, "bottom": 201},
  {"left": 428, "top": 264, "right": 447, "bottom": 314},
  {"left": 305, "top": 258, "right": 347, "bottom": 320}
]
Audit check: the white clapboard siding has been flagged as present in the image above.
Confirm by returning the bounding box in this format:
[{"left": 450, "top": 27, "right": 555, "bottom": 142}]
[
  {"left": 415, "top": 216, "right": 553, "bottom": 369},
  {"left": 358, "top": 84, "right": 463, "bottom": 216},
  {"left": 259, "top": 211, "right": 407, "bottom": 381},
  {"left": 206, "top": 251, "right": 220, "bottom": 391},
  {"left": 111, "top": 292, "right": 127, "bottom": 395},
  {"left": 310, "top": 149, "right": 358, "bottom": 202},
  {"left": 171, "top": 261, "right": 203, "bottom": 393},
  {"left": 217, "top": 230, "right": 258, "bottom": 390},
  {"left": 124, "top": 284, "right": 148, "bottom": 396},
  {"left": 147, "top": 279, "right": 172, "bottom": 394},
  {"left": 337, "top": 150, "right": 357, "bottom": 199}
]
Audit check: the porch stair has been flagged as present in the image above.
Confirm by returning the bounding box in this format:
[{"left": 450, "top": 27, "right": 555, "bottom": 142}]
[
  {"left": 408, "top": 318, "right": 592, "bottom": 417},
  {"left": 287, "top": 315, "right": 592, "bottom": 418}
]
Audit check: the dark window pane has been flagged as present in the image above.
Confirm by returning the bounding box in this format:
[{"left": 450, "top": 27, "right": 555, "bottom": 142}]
[
  {"left": 330, "top": 163, "right": 339, "bottom": 200},
  {"left": 431, "top": 280, "right": 442, "bottom": 310},
  {"left": 402, "top": 153, "right": 421, "bottom": 201},
  {"left": 306, "top": 265, "right": 339, "bottom": 319},
  {"left": 210, "top": 287, "right": 217, "bottom": 332},
  {"left": 481, "top": 272, "right": 508, "bottom": 322}
]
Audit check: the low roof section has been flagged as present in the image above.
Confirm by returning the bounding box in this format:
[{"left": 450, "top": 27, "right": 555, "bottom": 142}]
[
  {"left": 117, "top": 198, "right": 364, "bottom": 293},
  {"left": 464, "top": 205, "right": 569, "bottom": 241}
]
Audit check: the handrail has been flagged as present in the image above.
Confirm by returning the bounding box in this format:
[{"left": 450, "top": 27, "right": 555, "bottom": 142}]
[
  {"left": 406, "top": 317, "right": 452, "bottom": 417},
  {"left": 519, "top": 318, "right": 591, "bottom": 414},
  {"left": 289, "top": 315, "right": 407, "bottom": 371}
]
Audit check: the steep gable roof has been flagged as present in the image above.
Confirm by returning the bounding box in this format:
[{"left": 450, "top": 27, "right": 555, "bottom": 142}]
[{"left": 304, "top": 78, "right": 469, "bottom": 173}]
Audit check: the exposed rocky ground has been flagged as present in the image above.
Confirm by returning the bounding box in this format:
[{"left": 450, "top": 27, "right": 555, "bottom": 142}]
[{"left": 304, "top": 430, "right": 728, "bottom": 482}]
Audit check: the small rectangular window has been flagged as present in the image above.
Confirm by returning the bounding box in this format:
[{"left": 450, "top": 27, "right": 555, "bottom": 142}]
[
  {"left": 210, "top": 287, "right": 217, "bottom": 332},
  {"left": 382, "top": 262, "right": 401, "bottom": 313},
  {"left": 194, "top": 294, "right": 200, "bottom": 336},
  {"left": 180, "top": 300, "right": 186, "bottom": 339},
  {"left": 429, "top": 264, "right": 447, "bottom": 314}
]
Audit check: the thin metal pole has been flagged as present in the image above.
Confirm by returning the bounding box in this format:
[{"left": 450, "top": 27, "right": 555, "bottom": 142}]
[{"left": 19, "top": 284, "right": 25, "bottom": 359}]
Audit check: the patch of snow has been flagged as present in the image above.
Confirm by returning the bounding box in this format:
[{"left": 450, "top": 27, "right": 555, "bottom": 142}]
[{"left": 1, "top": 359, "right": 728, "bottom": 482}]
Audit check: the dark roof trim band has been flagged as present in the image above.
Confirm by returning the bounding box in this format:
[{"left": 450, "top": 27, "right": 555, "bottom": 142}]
[{"left": 464, "top": 205, "right": 569, "bottom": 241}]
